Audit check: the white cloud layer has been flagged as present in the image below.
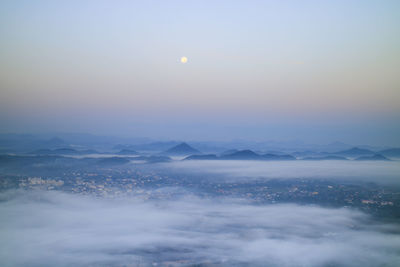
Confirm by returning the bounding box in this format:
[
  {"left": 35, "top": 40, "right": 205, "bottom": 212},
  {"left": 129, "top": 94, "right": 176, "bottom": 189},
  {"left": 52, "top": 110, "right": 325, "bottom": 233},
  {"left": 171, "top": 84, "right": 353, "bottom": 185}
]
[{"left": 0, "top": 190, "right": 399, "bottom": 267}]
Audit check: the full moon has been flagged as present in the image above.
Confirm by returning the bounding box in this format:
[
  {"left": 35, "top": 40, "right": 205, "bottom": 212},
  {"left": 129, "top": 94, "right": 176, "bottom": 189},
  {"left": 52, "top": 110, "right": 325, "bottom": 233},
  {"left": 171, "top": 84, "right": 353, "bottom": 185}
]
[{"left": 180, "top": 56, "right": 188, "bottom": 64}]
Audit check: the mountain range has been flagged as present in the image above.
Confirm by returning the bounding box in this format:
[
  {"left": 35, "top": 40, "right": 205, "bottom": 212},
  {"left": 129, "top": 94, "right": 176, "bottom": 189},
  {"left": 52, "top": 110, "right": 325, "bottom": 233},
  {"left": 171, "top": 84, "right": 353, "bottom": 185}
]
[{"left": 185, "top": 150, "right": 295, "bottom": 161}]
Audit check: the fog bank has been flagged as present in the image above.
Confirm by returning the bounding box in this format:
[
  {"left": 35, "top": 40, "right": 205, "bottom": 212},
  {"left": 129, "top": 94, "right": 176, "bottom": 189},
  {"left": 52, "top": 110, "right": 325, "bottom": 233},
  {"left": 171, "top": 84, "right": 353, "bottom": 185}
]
[{"left": 0, "top": 190, "right": 399, "bottom": 266}]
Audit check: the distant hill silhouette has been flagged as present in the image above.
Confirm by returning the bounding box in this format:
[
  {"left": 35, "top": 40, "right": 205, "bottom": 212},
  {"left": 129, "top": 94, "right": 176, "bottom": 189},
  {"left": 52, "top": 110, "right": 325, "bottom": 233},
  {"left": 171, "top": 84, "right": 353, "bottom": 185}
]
[
  {"left": 219, "top": 149, "right": 239, "bottom": 157},
  {"left": 355, "top": 154, "right": 390, "bottom": 161},
  {"left": 220, "top": 150, "right": 261, "bottom": 160},
  {"left": 30, "top": 148, "right": 98, "bottom": 155},
  {"left": 163, "top": 143, "right": 200, "bottom": 155},
  {"left": 184, "top": 154, "right": 218, "bottom": 160},
  {"left": 261, "top": 153, "right": 296, "bottom": 160},
  {"left": 145, "top": 156, "right": 172, "bottom": 163},
  {"left": 302, "top": 155, "right": 348, "bottom": 160},
  {"left": 378, "top": 148, "right": 400, "bottom": 158},
  {"left": 219, "top": 150, "right": 296, "bottom": 161},
  {"left": 116, "top": 141, "right": 180, "bottom": 152},
  {"left": 0, "top": 154, "right": 81, "bottom": 169},
  {"left": 333, "top": 147, "right": 375, "bottom": 156}
]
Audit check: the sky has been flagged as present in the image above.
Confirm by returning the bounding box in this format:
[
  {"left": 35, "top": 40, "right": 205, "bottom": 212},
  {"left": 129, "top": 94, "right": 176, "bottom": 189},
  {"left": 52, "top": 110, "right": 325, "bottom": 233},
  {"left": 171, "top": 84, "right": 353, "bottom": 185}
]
[{"left": 0, "top": 0, "right": 399, "bottom": 145}]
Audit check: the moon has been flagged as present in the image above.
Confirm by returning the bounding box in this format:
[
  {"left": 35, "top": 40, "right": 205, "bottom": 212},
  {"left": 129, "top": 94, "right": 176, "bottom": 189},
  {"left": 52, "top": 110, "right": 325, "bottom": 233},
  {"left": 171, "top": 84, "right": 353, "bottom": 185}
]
[{"left": 180, "top": 56, "right": 188, "bottom": 64}]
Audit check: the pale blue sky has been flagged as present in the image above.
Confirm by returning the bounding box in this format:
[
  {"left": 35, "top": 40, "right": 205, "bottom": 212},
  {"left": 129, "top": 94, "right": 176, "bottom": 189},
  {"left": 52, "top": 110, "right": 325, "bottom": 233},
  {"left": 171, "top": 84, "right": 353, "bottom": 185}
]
[{"left": 0, "top": 1, "right": 399, "bottom": 145}]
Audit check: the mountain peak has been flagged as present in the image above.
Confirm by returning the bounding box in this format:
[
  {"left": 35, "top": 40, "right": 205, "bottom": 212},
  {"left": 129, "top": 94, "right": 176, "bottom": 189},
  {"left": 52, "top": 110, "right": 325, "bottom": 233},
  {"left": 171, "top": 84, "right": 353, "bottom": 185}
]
[{"left": 164, "top": 142, "right": 200, "bottom": 155}]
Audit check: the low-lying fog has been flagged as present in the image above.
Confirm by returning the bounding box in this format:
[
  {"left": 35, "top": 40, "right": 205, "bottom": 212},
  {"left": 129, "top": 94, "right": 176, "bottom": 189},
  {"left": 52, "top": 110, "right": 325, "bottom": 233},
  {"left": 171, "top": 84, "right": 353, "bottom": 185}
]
[
  {"left": 1, "top": 190, "right": 399, "bottom": 267},
  {"left": 160, "top": 160, "right": 400, "bottom": 185}
]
